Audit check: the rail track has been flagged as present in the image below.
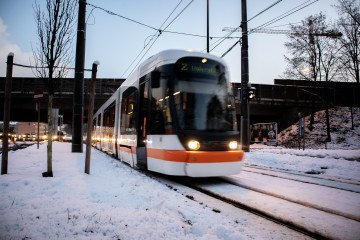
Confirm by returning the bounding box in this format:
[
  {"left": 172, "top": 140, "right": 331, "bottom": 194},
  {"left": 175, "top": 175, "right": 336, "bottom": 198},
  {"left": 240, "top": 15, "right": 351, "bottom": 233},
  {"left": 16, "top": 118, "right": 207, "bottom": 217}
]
[
  {"left": 242, "top": 164, "right": 360, "bottom": 193},
  {"left": 154, "top": 168, "right": 360, "bottom": 240},
  {"left": 100, "top": 145, "right": 360, "bottom": 240}
]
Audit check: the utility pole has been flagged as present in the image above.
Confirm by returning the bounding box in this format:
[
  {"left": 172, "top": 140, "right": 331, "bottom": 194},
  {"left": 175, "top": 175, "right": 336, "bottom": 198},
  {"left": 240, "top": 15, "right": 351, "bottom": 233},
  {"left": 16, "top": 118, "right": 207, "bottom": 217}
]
[
  {"left": 2, "top": 52, "right": 14, "bottom": 175},
  {"left": 241, "top": 0, "right": 250, "bottom": 152},
  {"left": 72, "top": 0, "right": 86, "bottom": 152},
  {"left": 207, "top": 0, "right": 209, "bottom": 53}
]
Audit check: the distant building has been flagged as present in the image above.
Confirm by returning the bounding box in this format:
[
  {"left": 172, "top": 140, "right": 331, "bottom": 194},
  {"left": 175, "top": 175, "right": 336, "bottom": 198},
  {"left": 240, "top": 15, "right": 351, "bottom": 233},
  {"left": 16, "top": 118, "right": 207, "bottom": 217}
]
[{"left": 15, "top": 122, "right": 47, "bottom": 135}]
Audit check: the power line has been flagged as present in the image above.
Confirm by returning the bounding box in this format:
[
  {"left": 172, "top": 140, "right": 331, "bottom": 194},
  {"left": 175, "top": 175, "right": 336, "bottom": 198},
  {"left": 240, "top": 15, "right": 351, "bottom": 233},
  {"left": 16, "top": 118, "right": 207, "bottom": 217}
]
[
  {"left": 121, "top": 1, "right": 185, "bottom": 77},
  {"left": 220, "top": 0, "right": 319, "bottom": 57},
  {"left": 220, "top": 40, "right": 241, "bottom": 58},
  {"left": 87, "top": 2, "right": 228, "bottom": 40},
  {"left": 120, "top": 0, "right": 185, "bottom": 77},
  {"left": 121, "top": 0, "right": 194, "bottom": 77},
  {"left": 130, "top": 0, "right": 195, "bottom": 75},
  {"left": 86, "top": 2, "right": 158, "bottom": 31},
  {"left": 162, "top": 30, "right": 239, "bottom": 39},
  {"left": 247, "top": 0, "right": 283, "bottom": 22},
  {"left": 208, "top": 0, "right": 283, "bottom": 53},
  {"left": 251, "top": 0, "right": 319, "bottom": 33}
]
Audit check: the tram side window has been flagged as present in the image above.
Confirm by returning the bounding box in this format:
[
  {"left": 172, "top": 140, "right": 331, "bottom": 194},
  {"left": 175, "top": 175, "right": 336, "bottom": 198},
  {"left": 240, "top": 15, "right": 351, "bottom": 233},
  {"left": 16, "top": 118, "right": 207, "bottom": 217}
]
[
  {"left": 97, "top": 114, "right": 101, "bottom": 141},
  {"left": 103, "top": 103, "right": 116, "bottom": 141},
  {"left": 120, "top": 89, "right": 137, "bottom": 134},
  {"left": 151, "top": 77, "right": 172, "bottom": 134},
  {"left": 91, "top": 118, "right": 97, "bottom": 144}
]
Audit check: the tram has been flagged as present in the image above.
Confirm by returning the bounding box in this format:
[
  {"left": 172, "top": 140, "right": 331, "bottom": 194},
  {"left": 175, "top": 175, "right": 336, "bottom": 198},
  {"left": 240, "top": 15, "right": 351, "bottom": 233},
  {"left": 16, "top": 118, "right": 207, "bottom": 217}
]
[{"left": 92, "top": 49, "right": 244, "bottom": 177}]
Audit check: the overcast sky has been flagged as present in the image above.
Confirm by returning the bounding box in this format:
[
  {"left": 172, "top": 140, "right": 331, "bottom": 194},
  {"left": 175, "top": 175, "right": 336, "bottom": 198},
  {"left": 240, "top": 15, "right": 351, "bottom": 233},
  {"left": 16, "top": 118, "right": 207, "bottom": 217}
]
[{"left": 0, "top": 0, "right": 339, "bottom": 84}]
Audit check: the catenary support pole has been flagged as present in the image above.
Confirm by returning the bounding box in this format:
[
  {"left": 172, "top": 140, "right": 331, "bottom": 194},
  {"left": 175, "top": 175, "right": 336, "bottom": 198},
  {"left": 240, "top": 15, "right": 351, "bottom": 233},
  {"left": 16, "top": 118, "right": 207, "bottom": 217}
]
[
  {"left": 241, "top": 0, "right": 250, "bottom": 152},
  {"left": 72, "top": 0, "right": 86, "bottom": 152},
  {"left": 85, "top": 61, "right": 99, "bottom": 174},
  {"left": 207, "top": 0, "right": 209, "bottom": 53},
  {"left": 2, "top": 52, "right": 14, "bottom": 175}
]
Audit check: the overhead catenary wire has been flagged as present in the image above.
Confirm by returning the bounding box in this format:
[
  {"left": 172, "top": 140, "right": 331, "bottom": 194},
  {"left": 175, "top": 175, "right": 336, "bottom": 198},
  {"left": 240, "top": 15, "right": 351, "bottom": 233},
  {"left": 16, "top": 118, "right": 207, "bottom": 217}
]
[
  {"left": 220, "top": 0, "right": 319, "bottom": 57},
  {"left": 122, "top": 0, "right": 195, "bottom": 77},
  {"left": 86, "top": 2, "right": 158, "bottom": 31},
  {"left": 86, "top": 1, "right": 321, "bottom": 72},
  {"left": 247, "top": 0, "right": 283, "bottom": 22},
  {"left": 120, "top": 0, "right": 185, "bottom": 77},
  {"left": 122, "top": 0, "right": 186, "bottom": 77},
  {"left": 250, "top": 0, "right": 319, "bottom": 34},
  {"left": 86, "top": 1, "right": 198, "bottom": 78},
  {"left": 208, "top": 0, "right": 284, "bottom": 53},
  {"left": 86, "top": 2, "right": 232, "bottom": 41}
]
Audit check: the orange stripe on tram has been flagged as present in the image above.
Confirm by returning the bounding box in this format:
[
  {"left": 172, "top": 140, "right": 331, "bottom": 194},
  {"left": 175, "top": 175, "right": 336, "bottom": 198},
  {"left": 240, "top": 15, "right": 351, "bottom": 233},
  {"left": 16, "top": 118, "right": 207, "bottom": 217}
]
[{"left": 147, "top": 148, "right": 244, "bottom": 164}]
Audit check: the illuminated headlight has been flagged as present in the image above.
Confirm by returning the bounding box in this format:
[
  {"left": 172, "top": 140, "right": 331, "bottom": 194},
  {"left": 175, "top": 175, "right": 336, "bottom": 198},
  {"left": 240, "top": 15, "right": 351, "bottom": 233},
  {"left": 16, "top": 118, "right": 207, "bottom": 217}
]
[
  {"left": 229, "top": 141, "right": 238, "bottom": 150},
  {"left": 188, "top": 140, "right": 200, "bottom": 151}
]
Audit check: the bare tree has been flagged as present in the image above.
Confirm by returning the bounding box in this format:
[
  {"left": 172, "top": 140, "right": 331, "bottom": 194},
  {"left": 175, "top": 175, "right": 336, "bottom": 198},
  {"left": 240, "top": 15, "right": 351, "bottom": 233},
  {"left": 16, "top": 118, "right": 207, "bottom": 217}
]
[
  {"left": 318, "top": 22, "right": 343, "bottom": 141},
  {"left": 334, "top": 0, "right": 360, "bottom": 129},
  {"left": 33, "top": 0, "right": 77, "bottom": 177},
  {"left": 284, "top": 13, "right": 328, "bottom": 130},
  {"left": 284, "top": 14, "right": 343, "bottom": 141},
  {"left": 335, "top": 0, "right": 360, "bottom": 84}
]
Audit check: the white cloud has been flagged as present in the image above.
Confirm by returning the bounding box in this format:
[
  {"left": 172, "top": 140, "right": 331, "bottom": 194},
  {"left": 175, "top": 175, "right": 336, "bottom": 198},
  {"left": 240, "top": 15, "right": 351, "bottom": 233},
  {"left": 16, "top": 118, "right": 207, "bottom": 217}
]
[{"left": 0, "top": 18, "right": 35, "bottom": 77}]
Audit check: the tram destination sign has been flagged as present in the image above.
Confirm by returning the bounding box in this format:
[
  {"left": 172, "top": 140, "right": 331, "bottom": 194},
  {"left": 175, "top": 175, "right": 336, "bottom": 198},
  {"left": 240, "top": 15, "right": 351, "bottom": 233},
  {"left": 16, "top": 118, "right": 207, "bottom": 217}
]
[{"left": 177, "top": 57, "right": 224, "bottom": 77}]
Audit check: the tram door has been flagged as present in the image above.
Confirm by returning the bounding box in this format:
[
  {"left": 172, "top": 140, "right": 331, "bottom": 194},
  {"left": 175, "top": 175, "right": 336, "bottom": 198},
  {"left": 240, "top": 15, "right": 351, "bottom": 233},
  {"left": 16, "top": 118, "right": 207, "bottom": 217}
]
[{"left": 136, "top": 79, "right": 149, "bottom": 168}]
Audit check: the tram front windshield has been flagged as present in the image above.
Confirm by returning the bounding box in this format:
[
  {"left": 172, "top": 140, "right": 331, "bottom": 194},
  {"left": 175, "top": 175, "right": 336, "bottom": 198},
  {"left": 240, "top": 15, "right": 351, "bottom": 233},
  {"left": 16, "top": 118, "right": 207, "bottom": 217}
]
[{"left": 174, "top": 57, "right": 235, "bottom": 131}]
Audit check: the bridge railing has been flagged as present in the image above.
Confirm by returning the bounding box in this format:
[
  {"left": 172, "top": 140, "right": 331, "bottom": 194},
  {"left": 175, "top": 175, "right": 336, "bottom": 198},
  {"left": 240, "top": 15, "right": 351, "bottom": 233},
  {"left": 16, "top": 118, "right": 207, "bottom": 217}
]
[
  {"left": 233, "top": 80, "right": 359, "bottom": 108},
  {"left": 0, "top": 77, "right": 124, "bottom": 96}
]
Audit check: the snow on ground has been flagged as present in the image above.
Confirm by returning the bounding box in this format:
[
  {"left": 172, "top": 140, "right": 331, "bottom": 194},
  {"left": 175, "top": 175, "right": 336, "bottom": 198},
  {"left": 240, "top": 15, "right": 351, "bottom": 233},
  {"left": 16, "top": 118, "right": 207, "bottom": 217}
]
[
  {"left": 1, "top": 142, "right": 359, "bottom": 239},
  {"left": 1, "top": 142, "right": 314, "bottom": 240},
  {"left": 0, "top": 108, "right": 359, "bottom": 239},
  {"left": 279, "top": 107, "right": 360, "bottom": 150},
  {"left": 246, "top": 145, "right": 360, "bottom": 182},
  {"left": 249, "top": 107, "right": 360, "bottom": 182}
]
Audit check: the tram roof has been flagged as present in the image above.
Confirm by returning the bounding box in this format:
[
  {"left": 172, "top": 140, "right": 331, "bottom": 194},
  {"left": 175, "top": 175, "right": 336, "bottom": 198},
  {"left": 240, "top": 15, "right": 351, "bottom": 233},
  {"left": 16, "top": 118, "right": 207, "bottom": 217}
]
[
  {"left": 121, "top": 49, "right": 228, "bottom": 88},
  {"left": 139, "top": 49, "right": 227, "bottom": 75}
]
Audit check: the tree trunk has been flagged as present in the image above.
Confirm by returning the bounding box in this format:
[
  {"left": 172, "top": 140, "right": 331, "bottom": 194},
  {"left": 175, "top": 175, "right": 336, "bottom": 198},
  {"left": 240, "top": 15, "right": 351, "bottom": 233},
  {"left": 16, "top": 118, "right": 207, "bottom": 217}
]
[
  {"left": 46, "top": 94, "right": 53, "bottom": 177},
  {"left": 325, "top": 82, "right": 331, "bottom": 142}
]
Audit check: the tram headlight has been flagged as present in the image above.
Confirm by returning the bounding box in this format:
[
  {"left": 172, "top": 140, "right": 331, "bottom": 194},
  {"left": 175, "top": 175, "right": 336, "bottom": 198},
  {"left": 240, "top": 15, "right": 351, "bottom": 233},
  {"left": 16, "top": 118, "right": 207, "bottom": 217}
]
[
  {"left": 188, "top": 140, "right": 200, "bottom": 151},
  {"left": 229, "top": 141, "right": 238, "bottom": 150}
]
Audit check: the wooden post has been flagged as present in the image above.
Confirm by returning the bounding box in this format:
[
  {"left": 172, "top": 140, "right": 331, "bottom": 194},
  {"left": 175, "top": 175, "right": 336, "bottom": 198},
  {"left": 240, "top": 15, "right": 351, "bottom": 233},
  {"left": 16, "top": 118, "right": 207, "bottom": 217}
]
[
  {"left": 2, "top": 52, "right": 14, "bottom": 175},
  {"left": 85, "top": 61, "right": 99, "bottom": 174}
]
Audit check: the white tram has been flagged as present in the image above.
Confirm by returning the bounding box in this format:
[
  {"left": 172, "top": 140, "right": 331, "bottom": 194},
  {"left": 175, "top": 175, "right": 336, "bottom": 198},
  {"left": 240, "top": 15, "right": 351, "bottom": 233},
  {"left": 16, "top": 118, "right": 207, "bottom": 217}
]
[{"left": 92, "top": 49, "right": 244, "bottom": 177}]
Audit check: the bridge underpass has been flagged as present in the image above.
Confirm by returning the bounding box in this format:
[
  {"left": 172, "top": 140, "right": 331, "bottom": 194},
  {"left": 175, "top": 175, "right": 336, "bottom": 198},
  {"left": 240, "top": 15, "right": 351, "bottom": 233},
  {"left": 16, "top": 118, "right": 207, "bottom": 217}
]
[{"left": 1, "top": 77, "right": 359, "bottom": 133}]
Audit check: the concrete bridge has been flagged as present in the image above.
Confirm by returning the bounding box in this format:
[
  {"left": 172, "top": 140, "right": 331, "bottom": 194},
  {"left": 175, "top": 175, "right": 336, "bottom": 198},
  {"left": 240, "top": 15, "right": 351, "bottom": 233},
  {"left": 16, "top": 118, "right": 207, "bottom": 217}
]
[{"left": 1, "top": 77, "right": 359, "bottom": 132}]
